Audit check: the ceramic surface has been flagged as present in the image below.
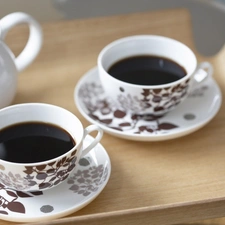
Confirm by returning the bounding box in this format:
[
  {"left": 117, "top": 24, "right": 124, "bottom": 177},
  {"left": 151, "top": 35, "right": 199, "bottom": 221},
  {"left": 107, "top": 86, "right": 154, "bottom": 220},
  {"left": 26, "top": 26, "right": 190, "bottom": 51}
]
[
  {"left": 97, "top": 35, "right": 212, "bottom": 115},
  {"left": 0, "top": 12, "right": 42, "bottom": 109},
  {"left": 74, "top": 67, "right": 222, "bottom": 141},
  {"left": 0, "top": 135, "right": 110, "bottom": 222},
  {"left": 0, "top": 103, "right": 103, "bottom": 192},
  {"left": 0, "top": 149, "right": 77, "bottom": 191}
]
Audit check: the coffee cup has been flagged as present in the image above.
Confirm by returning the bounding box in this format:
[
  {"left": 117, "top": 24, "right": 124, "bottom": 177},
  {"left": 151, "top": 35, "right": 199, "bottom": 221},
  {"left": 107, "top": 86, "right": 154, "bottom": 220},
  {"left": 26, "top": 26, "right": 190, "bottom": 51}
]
[
  {"left": 0, "top": 103, "right": 103, "bottom": 191},
  {"left": 98, "top": 35, "right": 213, "bottom": 115},
  {"left": 0, "top": 12, "right": 42, "bottom": 109}
]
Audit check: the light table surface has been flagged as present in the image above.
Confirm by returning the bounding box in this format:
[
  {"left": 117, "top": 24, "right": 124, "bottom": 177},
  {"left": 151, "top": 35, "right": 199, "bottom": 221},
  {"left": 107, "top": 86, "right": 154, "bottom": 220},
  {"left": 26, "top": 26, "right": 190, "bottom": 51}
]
[{"left": 2, "top": 8, "right": 225, "bottom": 225}]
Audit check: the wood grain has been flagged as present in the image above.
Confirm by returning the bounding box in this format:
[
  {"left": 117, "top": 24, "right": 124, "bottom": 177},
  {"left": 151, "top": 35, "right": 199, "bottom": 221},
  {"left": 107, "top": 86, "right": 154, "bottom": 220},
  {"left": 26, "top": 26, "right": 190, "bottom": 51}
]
[{"left": 1, "top": 8, "right": 225, "bottom": 225}]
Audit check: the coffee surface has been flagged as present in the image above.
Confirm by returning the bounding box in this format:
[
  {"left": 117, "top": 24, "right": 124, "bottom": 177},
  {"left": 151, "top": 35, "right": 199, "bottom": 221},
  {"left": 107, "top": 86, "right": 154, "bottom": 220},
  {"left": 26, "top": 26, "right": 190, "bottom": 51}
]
[
  {"left": 0, "top": 122, "right": 75, "bottom": 163},
  {"left": 108, "top": 55, "right": 187, "bottom": 85}
]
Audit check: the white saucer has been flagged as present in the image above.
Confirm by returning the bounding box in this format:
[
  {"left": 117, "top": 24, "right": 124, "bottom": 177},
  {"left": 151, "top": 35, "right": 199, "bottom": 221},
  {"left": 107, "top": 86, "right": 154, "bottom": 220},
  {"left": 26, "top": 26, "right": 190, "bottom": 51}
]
[
  {"left": 74, "top": 67, "right": 222, "bottom": 141},
  {"left": 0, "top": 135, "right": 111, "bottom": 222}
]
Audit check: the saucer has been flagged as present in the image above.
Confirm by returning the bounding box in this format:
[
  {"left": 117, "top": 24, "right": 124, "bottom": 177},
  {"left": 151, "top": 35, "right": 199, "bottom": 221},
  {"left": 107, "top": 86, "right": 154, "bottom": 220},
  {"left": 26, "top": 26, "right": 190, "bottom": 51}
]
[
  {"left": 0, "top": 135, "right": 111, "bottom": 222},
  {"left": 74, "top": 67, "right": 222, "bottom": 141}
]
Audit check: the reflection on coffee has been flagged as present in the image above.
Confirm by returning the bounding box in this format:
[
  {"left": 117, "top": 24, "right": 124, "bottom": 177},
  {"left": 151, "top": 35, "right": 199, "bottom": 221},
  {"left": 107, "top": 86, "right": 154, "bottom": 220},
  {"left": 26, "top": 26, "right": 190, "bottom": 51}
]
[
  {"left": 0, "top": 122, "right": 75, "bottom": 163},
  {"left": 108, "top": 55, "right": 187, "bottom": 85}
]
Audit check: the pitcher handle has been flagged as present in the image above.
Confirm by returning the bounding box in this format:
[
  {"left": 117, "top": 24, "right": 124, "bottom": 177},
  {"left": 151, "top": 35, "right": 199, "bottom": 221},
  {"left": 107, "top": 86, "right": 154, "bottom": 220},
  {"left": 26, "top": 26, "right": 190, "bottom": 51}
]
[{"left": 0, "top": 12, "right": 43, "bottom": 72}]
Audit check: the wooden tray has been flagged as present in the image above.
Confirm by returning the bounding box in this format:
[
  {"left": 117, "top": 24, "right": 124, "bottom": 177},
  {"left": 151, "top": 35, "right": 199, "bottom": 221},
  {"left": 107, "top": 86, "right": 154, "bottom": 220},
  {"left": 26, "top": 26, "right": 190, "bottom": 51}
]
[{"left": 3, "top": 8, "right": 225, "bottom": 225}]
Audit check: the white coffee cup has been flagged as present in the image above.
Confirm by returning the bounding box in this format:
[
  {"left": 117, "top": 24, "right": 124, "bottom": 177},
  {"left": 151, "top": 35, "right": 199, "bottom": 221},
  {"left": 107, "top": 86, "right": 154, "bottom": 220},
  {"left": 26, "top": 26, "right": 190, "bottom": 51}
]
[
  {"left": 0, "top": 103, "right": 103, "bottom": 191},
  {"left": 0, "top": 12, "right": 42, "bottom": 109},
  {"left": 98, "top": 35, "right": 213, "bottom": 115}
]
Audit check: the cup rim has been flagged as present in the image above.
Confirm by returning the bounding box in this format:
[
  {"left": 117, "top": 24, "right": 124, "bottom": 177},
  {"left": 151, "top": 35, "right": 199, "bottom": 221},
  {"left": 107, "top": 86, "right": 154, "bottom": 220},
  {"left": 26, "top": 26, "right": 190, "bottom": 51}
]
[
  {"left": 97, "top": 35, "right": 197, "bottom": 89},
  {"left": 0, "top": 103, "right": 82, "bottom": 167}
]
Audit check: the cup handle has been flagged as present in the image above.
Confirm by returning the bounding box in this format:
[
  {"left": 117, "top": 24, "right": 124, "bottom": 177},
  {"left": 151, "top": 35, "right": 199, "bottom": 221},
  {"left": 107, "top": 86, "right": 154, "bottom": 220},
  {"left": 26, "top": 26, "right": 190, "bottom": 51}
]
[
  {"left": 193, "top": 62, "right": 213, "bottom": 84},
  {"left": 80, "top": 125, "right": 103, "bottom": 158},
  {"left": 0, "top": 12, "right": 43, "bottom": 72}
]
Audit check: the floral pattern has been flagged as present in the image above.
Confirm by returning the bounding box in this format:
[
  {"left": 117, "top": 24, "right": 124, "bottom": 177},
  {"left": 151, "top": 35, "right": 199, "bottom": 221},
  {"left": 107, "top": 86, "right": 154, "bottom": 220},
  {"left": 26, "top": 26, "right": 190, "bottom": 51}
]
[
  {"left": 0, "top": 172, "right": 30, "bottom": 191},
  {"left": 0, "top": 158, "right": 108, "bottom": 215},
  {"left": 0, "top": 183, "right": 42, "bottom": 215},
  {"left": 116, "top": 79, "right": 190, "bottom": 114},
  {"left": 78, "top": 80, "right": 210, "bottom": 136},
  {"left": 67, "top": 157, "right": 109, "bottom": 196},
  {"left": 0, "top": 149, "right": 77, "bottom": 191},
  {"left": 0, "top": 136, "right": 110, "bottom": 222},
  {"left": 79, "top": 82, "right": 179, "bottom": 134}
]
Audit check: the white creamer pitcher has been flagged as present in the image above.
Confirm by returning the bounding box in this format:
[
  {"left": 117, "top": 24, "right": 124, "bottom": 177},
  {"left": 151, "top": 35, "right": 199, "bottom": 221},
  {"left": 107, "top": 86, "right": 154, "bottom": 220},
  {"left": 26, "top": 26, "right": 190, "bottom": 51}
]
[{"left": 0, "top": 12, "right": 42, "bottom": 108}]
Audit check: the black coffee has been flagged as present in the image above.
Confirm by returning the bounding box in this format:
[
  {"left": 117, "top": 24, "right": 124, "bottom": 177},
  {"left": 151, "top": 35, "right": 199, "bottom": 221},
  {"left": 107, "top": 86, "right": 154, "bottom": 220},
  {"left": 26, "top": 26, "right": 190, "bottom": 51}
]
[
  {"left": 0, "top": 122, "right": 75, "bottom": 163},
  {"left": 108, "top": 55, "right": 187, "bottom": 85}
]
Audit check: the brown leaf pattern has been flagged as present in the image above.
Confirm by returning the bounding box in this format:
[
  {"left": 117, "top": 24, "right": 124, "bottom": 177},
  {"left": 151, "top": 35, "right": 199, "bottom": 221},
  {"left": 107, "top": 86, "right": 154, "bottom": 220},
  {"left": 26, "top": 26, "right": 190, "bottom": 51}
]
[
  {"left": 23, "top": 153, "right": 77, "bottom": 190},
  {"left": 117, "top": 80, "right": 189, "bottom": 114},
  {"left": 0, "top": 150, "right": 77, "bottom": 191},
  {"left": 0, "top": 183, "right": 43, "bottom": 215},
  {"left": 78, "top": 82, "right": 208, "bottom": 135},
  {"left": 78, "top": 83, "right": 179, "bottom": 134}
]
